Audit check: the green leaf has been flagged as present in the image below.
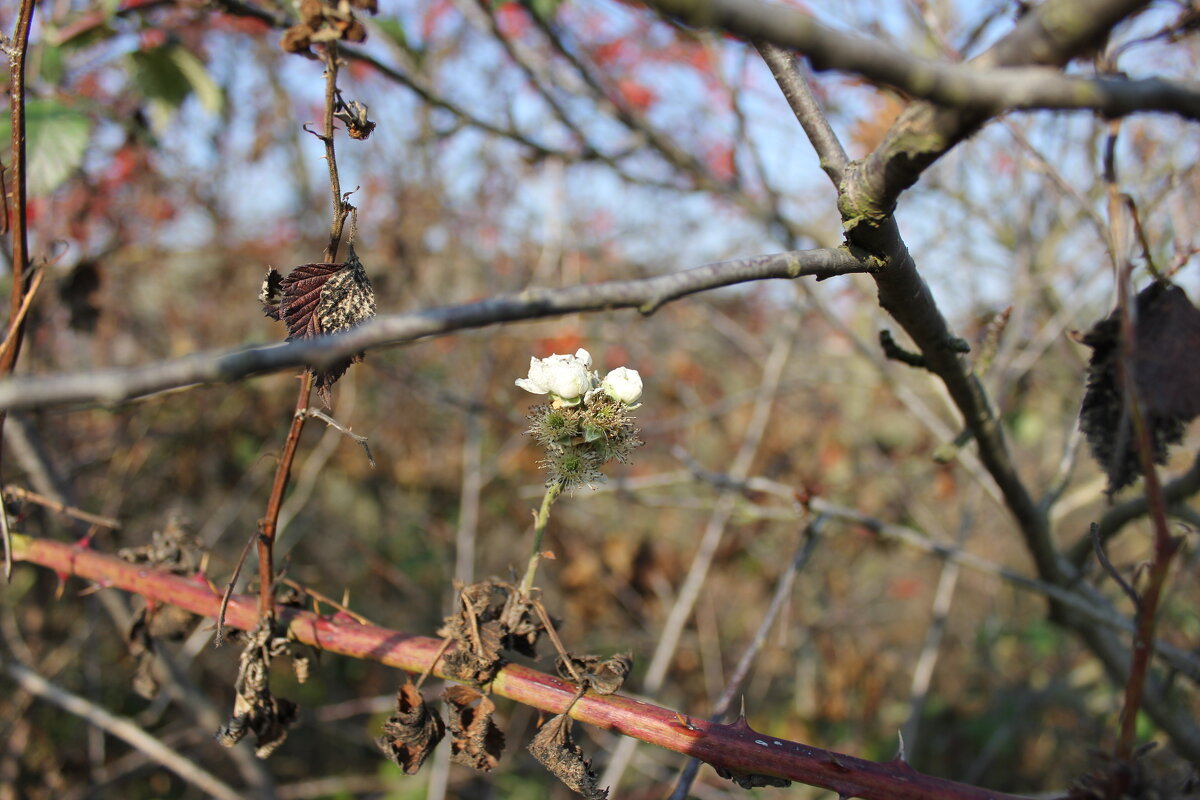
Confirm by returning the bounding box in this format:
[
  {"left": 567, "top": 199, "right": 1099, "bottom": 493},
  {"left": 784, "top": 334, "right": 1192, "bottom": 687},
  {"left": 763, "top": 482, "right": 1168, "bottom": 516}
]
[
  {"left": 169, "top": 46, "right": 223, "bottom": 114},
  {"left": 0, "top": 99, "right": 92, "bottom": 196},
  {"left": 36, "top": 41, "right": 67, "bottom": 85},
  {"left": 128, "top": 44, "right": 224, "bottom": 131},
  {"left": 524, "top": 0, "right": 563, "bottom": 22},
  {"left": 583, "top": 424, "right": 604, "bottom": 443},
  {"left": 375, "top": 18, "right": 408, "bottom": 50}
]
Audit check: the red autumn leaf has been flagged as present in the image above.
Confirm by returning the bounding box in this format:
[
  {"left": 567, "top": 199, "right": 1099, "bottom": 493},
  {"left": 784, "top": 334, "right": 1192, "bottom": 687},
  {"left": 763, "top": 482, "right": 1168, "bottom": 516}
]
[
  {"left": 496, "top": 2, "right": 529, "bottom": 38},
  {"left": 591, "top": 39, "right": 626, "bottom": 67},
  {"left": 616, "top": 79, "right": 655, "bottom": 112},
  {"left": 704, "top": 143, "right": 735, "bottom": 181}
]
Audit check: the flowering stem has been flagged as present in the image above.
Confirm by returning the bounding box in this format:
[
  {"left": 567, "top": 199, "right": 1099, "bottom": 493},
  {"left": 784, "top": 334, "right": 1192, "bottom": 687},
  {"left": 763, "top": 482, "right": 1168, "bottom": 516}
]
[{"left": 520, "top": 480, "right": 564, "bottom": 595}]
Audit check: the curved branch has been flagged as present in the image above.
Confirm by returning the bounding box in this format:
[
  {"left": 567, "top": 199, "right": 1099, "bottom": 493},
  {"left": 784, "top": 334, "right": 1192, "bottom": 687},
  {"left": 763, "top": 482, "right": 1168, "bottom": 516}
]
[
  {"left": 648, "top": 0, "right": 1187, "bottom": 122},
  {"left": 11, "top": 533, "right": 1028, "bottom": 800},
  {"left": 0, "top": 248, "right": 871, "bottom": 410},
  {"left": 1, "top": 651, "right": 243, "bottom": 800}
]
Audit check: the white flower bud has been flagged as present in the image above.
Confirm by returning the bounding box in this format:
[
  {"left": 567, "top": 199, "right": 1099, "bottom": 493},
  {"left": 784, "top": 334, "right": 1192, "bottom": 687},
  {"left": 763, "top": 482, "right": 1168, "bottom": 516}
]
[
  {"left": 516, "top": 351, "right": 594, "bottom": 406},
  {"left": 602, "top": 367, "right": 642, "bottom": 405}
]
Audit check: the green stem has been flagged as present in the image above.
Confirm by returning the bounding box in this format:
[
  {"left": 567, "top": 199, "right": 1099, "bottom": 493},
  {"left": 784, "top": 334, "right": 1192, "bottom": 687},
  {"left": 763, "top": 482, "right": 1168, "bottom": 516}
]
[{"left": 520, "top": 480, "right": 564, "bottom": 595}]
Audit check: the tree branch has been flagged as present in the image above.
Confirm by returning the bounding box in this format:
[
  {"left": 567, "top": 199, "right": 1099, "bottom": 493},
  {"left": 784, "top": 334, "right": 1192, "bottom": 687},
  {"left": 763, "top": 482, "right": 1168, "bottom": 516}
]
[
  {"left": 649, "top": 0, "right": 1185, "bottom": 123},
  {"left": 0, "top": 247, "right": 871, "bottom": 410},
  {"left": 10, "top": 532, "right": 1030, "bottom": 800}
]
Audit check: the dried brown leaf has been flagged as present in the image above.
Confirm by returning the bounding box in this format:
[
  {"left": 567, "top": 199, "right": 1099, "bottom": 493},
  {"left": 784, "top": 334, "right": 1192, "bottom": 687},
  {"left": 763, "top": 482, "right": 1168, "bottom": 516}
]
[
  {"left": 117, "top": 518, "right": 204, "bottom": 575},
  {"left": 377, "top": 682, "right": 446, "bottom": 775},
  {"left": 259, "top": 250, "right": 375, "bottom": 404},
  {"left": 436, "top": 580, "right": 545, "bottom": 683},
  {"left": 1080, "top": 281, "right": 1200, "bottom": 492},
  {"left": 442, "top": 685, "right": 505, "bottom": 771},
  {"left": 555, "top": 652, "right": 632, "bottom": 695},
  {"left": 528, "top": 714, "right": 608, "bottom": 800},
  {"left": 215, "top": 622, "right": 301, "bottom": 759}
]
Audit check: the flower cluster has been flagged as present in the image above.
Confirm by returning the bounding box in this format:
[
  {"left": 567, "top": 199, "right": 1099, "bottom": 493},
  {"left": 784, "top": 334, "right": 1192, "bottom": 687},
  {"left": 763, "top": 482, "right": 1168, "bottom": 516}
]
[{"left": 517, "top": 349, "right": 643, "bottom": 490}]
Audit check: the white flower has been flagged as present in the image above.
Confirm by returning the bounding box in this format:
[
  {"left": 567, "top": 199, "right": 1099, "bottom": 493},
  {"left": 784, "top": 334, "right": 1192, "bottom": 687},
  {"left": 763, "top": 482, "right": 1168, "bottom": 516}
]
[
  {"left": 602, "top": 367, "right": 642, "bottom": 405},
  {"left": 516, "top": 349, "right": 594, "bottom": 406}
]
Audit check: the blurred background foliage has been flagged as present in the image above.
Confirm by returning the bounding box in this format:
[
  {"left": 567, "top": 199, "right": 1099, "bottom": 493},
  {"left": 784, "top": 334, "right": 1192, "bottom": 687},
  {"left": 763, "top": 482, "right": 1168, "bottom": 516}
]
[{"left": 1, "top": 0, "right": 1199, "bottom": 798}]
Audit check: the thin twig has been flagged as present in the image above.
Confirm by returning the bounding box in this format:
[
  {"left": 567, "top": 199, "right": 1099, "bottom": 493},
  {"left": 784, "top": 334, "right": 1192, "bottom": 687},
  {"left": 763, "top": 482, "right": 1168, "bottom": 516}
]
[
  {"left": 1090, "top": 522, "right": 1140, "bottom": 610},
  {"left": 601, "top": 309, "right": 800, "bottom": 789},
  {"left": 254, "top": 373, "right": 314, "bottom": 623},
  {"left": 0, "top": 0, "right": 36, "bottom": 583},
  {"left": 1101, "top": 119, "right": 1183, "bottom": 760},
  {"left": 2, "top": 485, "right": 122, "bottom": 530},
  {"left": 754, "top": 42, "right": 848, "bottom": 185},
  {"left": 1, "top": 653, "right": 242, "bottom": 800},
  {"left": 278, "top": 577, "right": 375, "bottom": 626},
  {"left": 0, "top": 266, "right": 41, "bottom": 366},
  {"left": 303, "top": 409, "right": 374, "bottom": 468},
  {"left": 0, "top": 247, "right": 870, "bottom": 411},
  {"left": 669, "top": 516, "right": 824, "bottom": 800}
]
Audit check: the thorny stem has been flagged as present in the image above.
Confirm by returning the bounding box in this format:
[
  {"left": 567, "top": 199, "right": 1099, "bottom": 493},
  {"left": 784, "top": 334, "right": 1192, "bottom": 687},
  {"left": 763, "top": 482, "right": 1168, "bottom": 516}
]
[
  {"left": 1112, "top": 274, "right": 1179, "bottom": 760},
  {"left": 256, "top": 373, "right": 314, "bottom": 622},
  {"left": 0, "top": 0, "right": 36, "bottom": 582},
  {"left": 1103, "top": 118, "right": 1180, "bottom": 762},
  {"left": 519, "top": 480, "right": 563, "bottom": 596},
  {"left": 250, "top": 40, "right": 353, "bottom": 625},
  {"left": 13, "top": 534, "right": 1031, "bottom": 800},
  {"left": 321, "top": 44, "right": 350, "bottom": 256}
]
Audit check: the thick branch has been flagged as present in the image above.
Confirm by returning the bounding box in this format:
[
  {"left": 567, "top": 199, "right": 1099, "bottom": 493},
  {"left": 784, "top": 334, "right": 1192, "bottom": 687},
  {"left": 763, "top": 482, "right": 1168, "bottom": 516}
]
[
  {"left": 0, "top": 248, "right": 871, "bottom": 410},
  {"left": 11, "top": 533, "right": 1027, "bottom": 800},
  {"left": 647, "top": 0, "right": 1183, "bottom": 125}
]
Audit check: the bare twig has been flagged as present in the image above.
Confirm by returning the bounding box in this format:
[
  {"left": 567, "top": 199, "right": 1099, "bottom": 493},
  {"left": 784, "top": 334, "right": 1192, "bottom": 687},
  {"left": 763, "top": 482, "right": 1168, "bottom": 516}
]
[
  {"left": 1068, "top": 452, "right": 1200, "bottom": 567},
  {"left": 0, "top": 247, "right": 871, "bottom": 411},
  {"left": 254, "top": 373, "right": 314, "bottom": 623},
  {"left": 0, "top": 0, "right": 37, "bottom": 583},
  {"left": 669, "top": 516, "right": 824, "bottom": 800},
  {"left": 3, "top": 485, "right": 122, "bottom": 530},
  {"left": 303, "top": 409, "right": 374, "bottom": 468},
  {"left": 601, "top": 308, "right": 800, "bottom": 789},
  {"left": 0, "top": 266, "right": 41, "bottom": 367},
  {"left": 648, "top": 0, "right": 1184, "bottom": 121},
  {"left": 1, "top": 652, "right": 242, "bottom": 800},
  {"left": 1090, "top": 522, "right": 1140, "bottom": 610},
  {"left": 754, "top": 42, "right": 848, "bottom": 185}
]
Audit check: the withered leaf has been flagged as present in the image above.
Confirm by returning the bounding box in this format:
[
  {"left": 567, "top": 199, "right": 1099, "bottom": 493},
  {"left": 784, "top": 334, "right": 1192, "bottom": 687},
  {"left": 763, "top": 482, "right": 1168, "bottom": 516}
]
[
  {"left": 117, "top": 518, "right": 205, "bottom": 575},
  {"left": 259, "top": 248, "right": 376, "bottom": 405},
  {"left": 713, "top": 765, "right": 792, "bottom": 789},
  {"left": 442, "top": 685, "right": 505, "bottom": 771},
  {"left": 1079, "top": 281, "right": 1200, "bottom": 492},
  {"left": 528, "top": 714, "right": 608, "bottom": 800},
  {"left": 215, "top": 622, "right": 301, "bottom": 758},
  {"left": 555, "top": 653, "right": 632, "bottom": 695},
  {"left": 436, "top": 580, "right": 546, "bottom": 683},
  {"left": 278, "top": 0, "right": 378, "bottom": 54},
  {"left": 377, "top": 682, "right": 446, "bottom": 775},
  {"left": 59, "top": 260, "right": 102, "bottom": 332}
]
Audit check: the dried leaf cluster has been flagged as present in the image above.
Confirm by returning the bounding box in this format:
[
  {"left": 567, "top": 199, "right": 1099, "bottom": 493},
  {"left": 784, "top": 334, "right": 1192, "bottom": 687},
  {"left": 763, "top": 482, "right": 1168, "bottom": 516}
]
[
  {"left": 280, "top": 0, "right": 378, "bottom": 54},
  {"left": 1067, "top": 747, "right": 1200, "bottom": 800},
  {"left": 119, "top": 519, "right": 205, "bottom": 698},
  {"left": 1079, "top": 281, "right": 1200, "bottom": 492},
  {"left": 555, "top": 652, "right": 632, "bottom": 696},
  {"left": 436, "top": 580, "right": 545, "bottom": 684},
  {"left": 215, "top": 622, "right": 308, "bottom": 758}
]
